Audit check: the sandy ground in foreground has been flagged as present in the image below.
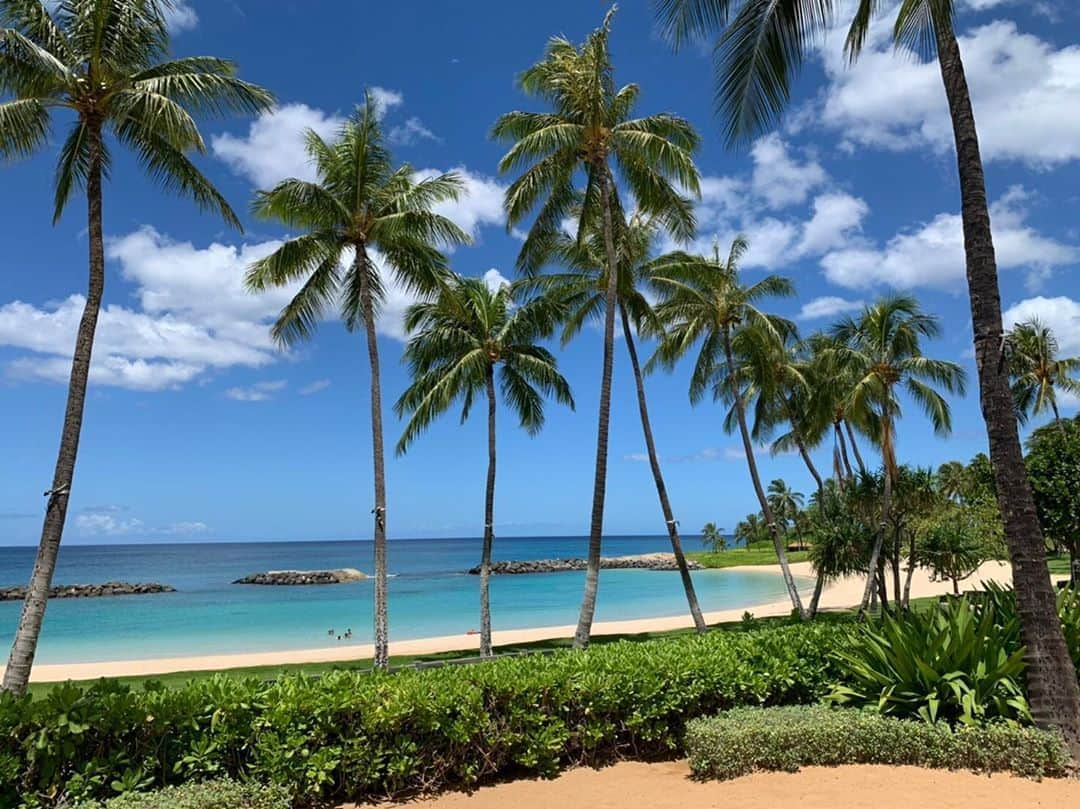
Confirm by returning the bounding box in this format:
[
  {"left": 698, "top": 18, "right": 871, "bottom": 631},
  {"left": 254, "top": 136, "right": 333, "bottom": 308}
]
[
  {"left": 10, "top": 560, "right": 1036, "bottom": 682},
  {"left": 362, "top": 761, "right": 1080, "bottom": 809}
]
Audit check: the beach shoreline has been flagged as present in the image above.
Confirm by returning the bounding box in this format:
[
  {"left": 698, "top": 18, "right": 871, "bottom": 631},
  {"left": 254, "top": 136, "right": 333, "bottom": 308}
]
[{"left": 7, "top": 561, "right": 1034, "bottom": 683}]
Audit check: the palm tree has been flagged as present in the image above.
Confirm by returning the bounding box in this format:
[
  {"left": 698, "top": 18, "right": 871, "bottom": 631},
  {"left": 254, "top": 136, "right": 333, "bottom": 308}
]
[
  {"left": 492, "top": 8, "right": 699, "bottom": 648},
  {"left": 936, "top": 460, "right": 968, "bottom": 503},
  {"left": 701, "top": 521, "right": 726, "bottom": 552},
  {"left": 650, "top": 236, "right": 807, "bottom": 617},
  {"left": 245, "top": 96, "right": 469, "bottom": 668},
  {"left": 830, "top": 296, "right": 966, "bottom": 614},
  {"left": 733, "top": 512, "right": 767, "bottom": 549},
  {"left": 656, "top": 0, "right": 1080, "bottom": 758},
  {"left": 766, "top": 478, "right": 804, "bottom": 544},
  {"left": 528, "top": 212, "right": 709, "bottom": 633},
  {"left": 394, "top": 275, "right": 574, "bottom": 656},
  {"left": 1007, "top": 318, "right": 1080, "bottom": 436},
  {"left": 805, "top": 334, "right": 872, "bottom": 482},
  {"left": 0, "top": 0, "right": 272, "bottom": 694}
]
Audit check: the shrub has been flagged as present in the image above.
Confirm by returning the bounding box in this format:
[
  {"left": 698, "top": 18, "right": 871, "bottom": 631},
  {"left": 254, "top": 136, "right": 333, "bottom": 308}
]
[
  {"left": 73, "top": 779, "right": 290, "bottom": 809},
  {"left": 828, "top": 593, "right": 1029, "bottom": 725},
  {"left": 686, "top": 705, "right": 1071, "bottom": 781},
  {"left": 1, "top": 621, "right": 850, "bottom": 807}
]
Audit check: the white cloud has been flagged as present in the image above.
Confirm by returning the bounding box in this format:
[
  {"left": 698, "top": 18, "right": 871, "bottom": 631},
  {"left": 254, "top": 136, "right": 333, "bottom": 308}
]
[
  {"left": 162, "top": 521, "right": 209, "bottom": 535},
  {"left": 482, "top": 268, "right": 511, "bottom": 291},
  {"left": 369, "top": 86, "right": 404, "bottom": 118},
  {"left": 796, "top": 193, "right": 870, "bottom": 256},
  {"left": 750, "top": 134, "right": 827, "bottom": 208},
  {"left": 165, "top": 0, "right": 198, "bottom": 32},
  {"left": 417, "top": 166, "right": 506, "bottom": 240},
  {"left": 799, "top": 296, "right": 865, "bottom": 320},
  {"left": 212, "top": 103, "right": 344, "bottom": 187},
  {"left": 299, "top": 379, "right": 331, "bottom": 395},
  {"left": 818, "top": 17, "right": 1080, "bottom": 167},
  {"left": 225, "top": 379, "right": 287, "bottom": 402},
  {"left": 1003, "top": 296, "right": 1080, "bottom": 355},
  {"left": 75, "top": 511, "right": 144, "bottom": 536},
  {"left": 389, "top": 117, "right": 439, "bottom": 145},
  {"left": 820, "top": 186, "right": 1077, "bottom": 290}
]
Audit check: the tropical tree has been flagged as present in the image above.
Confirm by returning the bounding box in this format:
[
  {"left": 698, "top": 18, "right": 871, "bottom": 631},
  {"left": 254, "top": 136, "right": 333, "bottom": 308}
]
[
  {"left": 831, "top": 296, "right": 966, "bottom": 614},
  {"left": 245, "top": 96, "right": 469, "bottom": 667},
  {"left": 492, "top": 9, "right": 699, "bottom": 648},
  {"left": 0, "top": 0, "right": 272, "bottom": 694},
  {"left": 805, "top": 334, "right": 873, "bottom": 482},
  {"left": 1007, "top": 318, "right": 1080, "bottom": 436},
  {"left": 936, "top": 460, "right": 968, "bottom": 503},
  {"left": 766, "top": 478, "right": 804, "bottom": 547},
  {"left": 656, "top": 0, "right": 1080, "bottom": 757},
  {"left": 1026, "top": 416, "right": 1080, "bottom": 585},
  {"left": 701, "top": 521, "right": 726, "bottom": 552},
  {"left": 650, "top": 236, "right": 807, "bottom": 617},
  {"left": 733, "top": 512, "right": 768, "bottom": 549},
  {"left": 394, "top": 275, "right": 573, "bottom": 655},
  {"left": 526, "top": 212, "right": 709, "bottom": 632}
]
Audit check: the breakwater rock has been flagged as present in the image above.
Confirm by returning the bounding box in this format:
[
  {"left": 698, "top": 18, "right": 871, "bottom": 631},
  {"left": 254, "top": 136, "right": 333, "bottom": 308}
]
[
  {"left": 233, "top": 568, "right": 367, "bottom": 585},
  {"left": 468, "top": 553, "right": 703, "bottom": 575},
  {"left": 0, "top": 582, "right": 175, "bottom": 601}
]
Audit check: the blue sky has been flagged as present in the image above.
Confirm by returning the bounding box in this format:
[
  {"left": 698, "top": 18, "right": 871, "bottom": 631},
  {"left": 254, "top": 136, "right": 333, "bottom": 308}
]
[{"left": 1, "top": 0, "right": 1079, "bottom": 546}]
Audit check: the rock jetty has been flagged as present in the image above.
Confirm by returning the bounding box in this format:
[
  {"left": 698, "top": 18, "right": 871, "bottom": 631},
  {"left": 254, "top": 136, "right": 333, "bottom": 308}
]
[
  {"left": 468, "top": 553, "right": 702, "bottom": 575},
  {"left": 233, "top": 568, "right": 367, "bottom": 585},
  {"left": 0, "top": 582, "right": 175, "bottom": 601}
]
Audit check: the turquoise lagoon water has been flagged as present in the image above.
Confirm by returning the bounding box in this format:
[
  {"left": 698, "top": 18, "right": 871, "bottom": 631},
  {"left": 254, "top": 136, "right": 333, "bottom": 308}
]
[{"left": 0, "top": 537, "right": 811, "bottom": 664}]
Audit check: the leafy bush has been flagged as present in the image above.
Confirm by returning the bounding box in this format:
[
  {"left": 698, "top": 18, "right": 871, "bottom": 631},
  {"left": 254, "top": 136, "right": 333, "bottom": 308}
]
[
  {"left": 828, "top": 593, "right": 1029, "bottom": 725},
  {"left": 686, "top": 705, "right": 1071, "bottom": 781},
  {"left": 1, "top": 622, "right": 850, "bottom": 807},
  {"left": 75, "top": 779, "right": 290, "bottom": 809}
]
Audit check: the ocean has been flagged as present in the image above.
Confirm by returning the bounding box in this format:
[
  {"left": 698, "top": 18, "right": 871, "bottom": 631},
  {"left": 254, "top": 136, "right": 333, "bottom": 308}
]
[{"left": 0, "top": 536, "right": 809, "bottom": 664}]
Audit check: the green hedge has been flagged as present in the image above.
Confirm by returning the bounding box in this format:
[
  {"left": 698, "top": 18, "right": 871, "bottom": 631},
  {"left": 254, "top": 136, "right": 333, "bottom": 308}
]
[
  {"left": 77, "top": 779, "right": 290, "bottom": 809},
  {"left": 686, "top": 705, "right": 1071, "bottom": 781},
  {"left": 1, "top": 622, "right": 850, "bottom": 807}
]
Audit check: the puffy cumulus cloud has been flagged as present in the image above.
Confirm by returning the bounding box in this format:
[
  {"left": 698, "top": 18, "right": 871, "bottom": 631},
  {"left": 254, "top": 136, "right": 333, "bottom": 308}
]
[
  {"left": 750, "top": 134, "right": 827, "bottom": 208},
  {"left": 482, "top": 268, "right": 511, "bottom": 291},
  {"left": 369, "top": 86, "right": 404, "bottom": 118},
  {"left": 799, "top": 296, "right": 865, "bottom": 320},
  {"left": 225, "top": 379, "right": 287, "bottom": 402},
  {"left": 0, "top": 227, "right": 425, "bottom": 392},
  {"left": 75, "top": 507, "right": 208, "bottom": 537},
  {"left": 820, "top": 186, "right": 1077, "bottom": 290},
  {"left": 1003, "top": 296, "right": 1080, "bottom": 354},
  {"left": 416, "top": 166, "right": 507, "bottom": 240},
  {"left": 389, "top": 117, "right": 439, "bottom": 146},
  {"left": 817, "top": 14, "right": 1080, "bottom": 167},
  {"left": 211, "top": 103, "right": 344, "bottom": 187}
]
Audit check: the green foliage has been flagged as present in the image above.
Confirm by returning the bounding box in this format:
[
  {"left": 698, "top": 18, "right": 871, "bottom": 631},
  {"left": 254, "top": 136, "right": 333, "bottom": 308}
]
[
  {"left": 1, "top": 622, "right": 850, "bottom": 806},
  {"left": 78, "top": 779, "right": 290, "bottom": 809},
  {"left": 828, "top": 588, "right": 1080, "bottom": 727},
  {"left": 700, "top": 522, "right": 726, "bottom": 552},
  {"left": 1026, "top": 416, "right": 1080, "bottom": 560},
  {"left": 685, "top": 706, "right": 1071, "bottom": 782},
  {"left": 916, "top": 502, "right": 1004, "bottom": 592}
]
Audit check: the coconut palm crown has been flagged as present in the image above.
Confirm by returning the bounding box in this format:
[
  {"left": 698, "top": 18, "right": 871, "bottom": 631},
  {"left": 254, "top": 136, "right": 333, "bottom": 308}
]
[{"left": 1006, "top": 317, "right": 1080, "bottom": 433}]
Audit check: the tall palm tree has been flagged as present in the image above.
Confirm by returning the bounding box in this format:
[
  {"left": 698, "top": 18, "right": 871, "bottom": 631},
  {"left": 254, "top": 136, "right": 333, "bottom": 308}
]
[
  {"left": 394, "top": 275, "right": 574, "bottom": 656},
  {"left": 805, "top": 334, "right": 873, "bottom": 482},
  {"left": 1007, "top": 318, "right": 1080, "bottom": 436},
  {"left": 0, "top": 0, "right": 272, "bottom": 694},
  {"left": 830, "top": 295, "right": 966, "bottom": 614},
  {"left": 492, "top": 8, "right": 699, "bottom": 648},
  {"left": 656, "top": 0, "right": 1080, "bottom": 758},
  {"left": 245, "top": 96, "right": 469, "bottom": 668},
  {"left": 650, "top": 236, "right": 807, "bottom": 617},
  {"left": 766, "top": 478, "right": 803, "bottom": 534},
  {"left": 529, "top": 212, "right": 709, "bottom": 633},
  {"left": 935, "top": 460, "right": 968, "bottom": 503}
]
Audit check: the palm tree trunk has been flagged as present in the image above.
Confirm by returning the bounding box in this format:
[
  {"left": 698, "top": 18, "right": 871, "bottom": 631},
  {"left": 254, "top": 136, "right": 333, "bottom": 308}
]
[
  {"left": 3, "top": 122, "right": 106, "bottom": 695},
  {"left": 859, "top": 418, "right": 893, "bottom": 615},
  {"left": 574, "top": 168, "right": 619, "bottom": 649},
  {"left": 935, "top": 18, "right": 1080, "bottom": 755},
  {"left": 808, "top": 574, "right": 826, "bottom": 618},
  {"left": 836, "top": 421, "right": 854, "bottom": 480},
  {"left": 619, "top": 303, "right": 707, "bottom": 633},
  {"left": 479, "top": 367, "right": 497, "bottom": 656},
  {"left": 357, "top": 245, "right": 390, "bottom": 669},
  {"left": 783, "top": 400, "right": 824, "bottom": 498},
  {"left": 1051, "top": 399, "right": 1067, "bottom": 438},
  {"left": 903, "top": 531, "right": 917, "bottom": 609},
  {"left": 722, "top": 330, "right": 806, "bottom": 618},
  {"left": 844, "top": 420, "right": 866, "bottom": 475}
]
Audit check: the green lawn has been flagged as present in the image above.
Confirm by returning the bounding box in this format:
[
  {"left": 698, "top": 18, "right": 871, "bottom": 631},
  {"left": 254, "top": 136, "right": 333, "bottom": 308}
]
[
  {"left": 1047, "top": 555, "right": 1073, "bottom": 576},
  {"left": 689, "top": 540, "right": 810, "bottom": 569}
]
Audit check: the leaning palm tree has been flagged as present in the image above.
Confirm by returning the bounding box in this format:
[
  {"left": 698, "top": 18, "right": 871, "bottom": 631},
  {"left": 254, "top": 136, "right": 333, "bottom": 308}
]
[
  {"left": 492, "top": 8, "right": 699, "bottom": 648},
  {"left": 1007, "top": 318, "right": 1080, "bottom": 436},
  {"left": 245, "top": 95, "right": 469, "bottom": 668},
  {"left": 527, "top": 212, "right": 709, "bottom": 633},
  {"left": 830, "top": 295, "right": 966, "bottom": 614},
  {"left": 650, "top": 236, "right": 807, "bottom": 617},
  {"left": 657, "top": 0, "right": 1080, "bottom": 758},
  {"left": 0, "top": 0, "right": 272, "bottom": 694},
  {"left": 394, "top": 275, "right": 574, "bottom": 656}
]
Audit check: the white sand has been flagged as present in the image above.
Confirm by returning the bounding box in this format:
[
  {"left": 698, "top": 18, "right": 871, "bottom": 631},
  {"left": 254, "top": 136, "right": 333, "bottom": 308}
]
[{"left": 8, "top": 560, "right": 1038, "bottom": 683}]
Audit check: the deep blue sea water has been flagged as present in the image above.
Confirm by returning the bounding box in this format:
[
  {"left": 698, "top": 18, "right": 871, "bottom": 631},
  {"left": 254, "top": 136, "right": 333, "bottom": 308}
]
[{"left": 0, "top": 537, "right": 810, "bottom": 664}]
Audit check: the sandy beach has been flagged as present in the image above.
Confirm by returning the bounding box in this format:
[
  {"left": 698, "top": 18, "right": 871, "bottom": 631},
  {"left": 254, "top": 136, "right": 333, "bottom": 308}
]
[
  {"left": 365, "top": 760, "right": 1080, "bottom": 809},
  {"left": 10, "top": 560, "right": 1032, "bottom": 682}
]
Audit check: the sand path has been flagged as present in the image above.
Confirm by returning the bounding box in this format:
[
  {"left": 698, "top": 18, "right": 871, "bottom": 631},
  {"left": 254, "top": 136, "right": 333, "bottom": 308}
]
[{"left": 364, "top": 761, "right": 1080, "bottom": 809}]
